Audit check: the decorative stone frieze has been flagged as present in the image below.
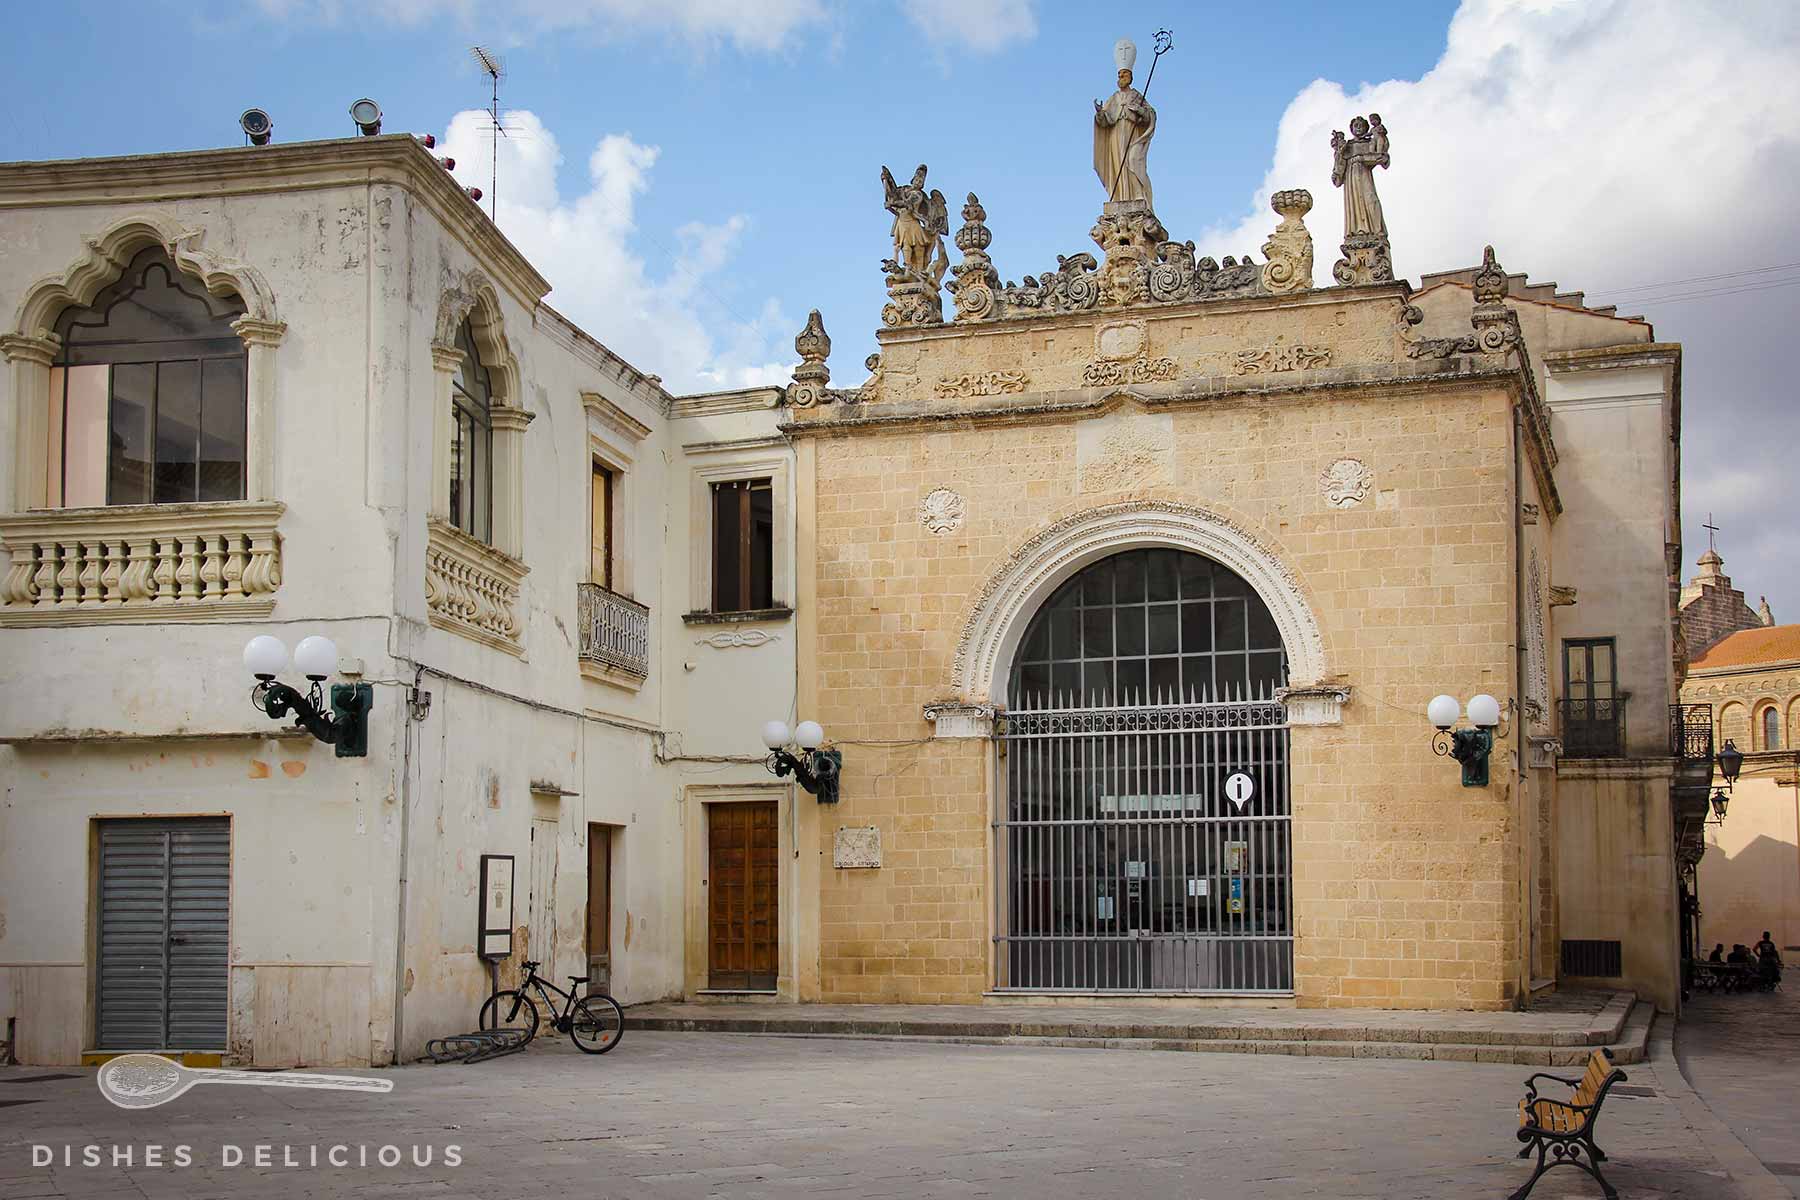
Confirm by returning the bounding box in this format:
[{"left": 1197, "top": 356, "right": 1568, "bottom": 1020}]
[
  {"left": 1081, "top": 356, "right": 1177, "bottom": 386},
  {"left": 695, "top": 628, "right": 780, "bottom": 649},
  {"left": 1549, "top": 585, "right": 1577, "bottom": 607},
  {"left": 426, "top": 517, "right": 526, "bottom": 654},
  {"left": 1528, "top": 736, "right": 1563, "bottom": 770},
  {"left": 933, "top": 371, "right": 1027, "bottom": 399},
  {"left": 1526, "top": 551, "right": 1550, "bottom": 720},
  {"left": 1318, "top": 459, "right": 1374, "bottom": 509},
  {"left": 923, "top": 701, "right": 996, "bottom": 739},
  {"left": 1260, "top": 189, "right": 1315, "bottom": 294},
  {"left": 0, "top": 502, "right": 284, "bottom": 626},
  {"left": 918, "top": 488, "right": 967, "bottom": 535},
  {"left": 1234, "top": 343, "right": 1332, "bottom": 375}
]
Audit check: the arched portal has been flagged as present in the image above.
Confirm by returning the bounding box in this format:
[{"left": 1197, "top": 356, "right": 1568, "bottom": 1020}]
[{"left": 997, "top": 547, "right": 1294, "bottom": 994}]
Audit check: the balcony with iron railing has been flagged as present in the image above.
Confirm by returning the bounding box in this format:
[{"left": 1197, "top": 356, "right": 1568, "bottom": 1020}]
[
  {"left": 577, "top": 582, "right": 649, "bottom": 681},
  {"left": 1560, "top": 693, "right": 1628, "bottom": 759},
  {"left": 1669, "top": 703, "right": 1714, "bottom": 764}
]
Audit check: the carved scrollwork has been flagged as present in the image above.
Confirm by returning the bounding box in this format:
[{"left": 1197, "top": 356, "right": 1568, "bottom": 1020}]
[
  {"left": 933, "top": 371, "right": 1028, "bottom": 399},
  {"left": 1260, "top": 189, "right": 1315, "bottom": 294},
  {"left": 1082, "top": 356, "right": 1178, "bottom": 387},
  {"left": 1233, "top": 343, "right": 1332, "bottom": 375}
]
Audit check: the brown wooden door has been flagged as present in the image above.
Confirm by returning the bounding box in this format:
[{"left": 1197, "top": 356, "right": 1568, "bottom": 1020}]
[
  {"left": 708, "top": 801, "right": 779, "bottom": 989},
  {"left": 587, "top": 824, "right": 612, "bottom": 992}
]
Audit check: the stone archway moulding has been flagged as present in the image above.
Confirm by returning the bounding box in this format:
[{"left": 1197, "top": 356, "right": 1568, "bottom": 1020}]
[
  {"left": 12, "top": 213, "right": 278, "bottom": 336},
  {"left": 937, "top": 501, "right": 1346, "bottom": 734}
]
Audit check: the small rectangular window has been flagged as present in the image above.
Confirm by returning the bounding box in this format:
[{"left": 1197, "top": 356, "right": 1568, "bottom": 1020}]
[{"left": 711, "top": 478, "right": 774, "bottom": 612}]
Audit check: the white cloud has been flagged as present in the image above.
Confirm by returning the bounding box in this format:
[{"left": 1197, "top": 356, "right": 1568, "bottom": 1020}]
[
  {"left": 1194, "top": 0, "right": 1800, "bottom": 609},
  {"left": 439, "top": 108, "right": 793, "bottom": 392},
  {"left": 902, "top": 0, "right": 1035, "bottom": 53},
  {"left": 257, "top": 0, "right": 829, "bottom": 51}
]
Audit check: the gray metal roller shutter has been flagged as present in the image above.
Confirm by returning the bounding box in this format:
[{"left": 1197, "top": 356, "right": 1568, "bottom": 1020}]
[{"left": 97, "top": 819, "right": 230, "bottom": 1050}]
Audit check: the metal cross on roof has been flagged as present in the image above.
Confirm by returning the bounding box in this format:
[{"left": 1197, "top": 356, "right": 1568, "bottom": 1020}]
[{"left": 1703, "top": 513, "right": 1719, "bottom": 553}]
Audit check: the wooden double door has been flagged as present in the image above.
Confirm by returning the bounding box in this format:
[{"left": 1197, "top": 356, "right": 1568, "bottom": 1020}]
[{"left": 707, "top": 801, "right": 779, "bottom": 990}]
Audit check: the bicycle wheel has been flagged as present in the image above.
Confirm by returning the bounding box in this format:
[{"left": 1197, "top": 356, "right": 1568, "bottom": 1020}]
[
  {"left": 477, "top": 989, "right": 540, "bottom": 1044},
  {"left": 569, "top": 994, "right": 624, "bottom": 1054}
]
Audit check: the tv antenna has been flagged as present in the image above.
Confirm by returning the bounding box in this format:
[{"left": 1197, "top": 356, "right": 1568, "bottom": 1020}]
[{"left": 471, "top": 46, "right": 508, "bottom": 220}]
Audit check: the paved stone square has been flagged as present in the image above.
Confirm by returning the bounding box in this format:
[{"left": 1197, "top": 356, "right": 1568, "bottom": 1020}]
[
  {"left": 0, "top": 1025, "right": 1764, "bottom": 1199},
  {"left": 1680, "top": 982, "right": 1800, "bottom": 1198}
]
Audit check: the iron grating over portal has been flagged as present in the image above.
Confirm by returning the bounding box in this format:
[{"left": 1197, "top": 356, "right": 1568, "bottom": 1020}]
[{"left": 995, "top": 691, "right": 1293, "bottom": 993}]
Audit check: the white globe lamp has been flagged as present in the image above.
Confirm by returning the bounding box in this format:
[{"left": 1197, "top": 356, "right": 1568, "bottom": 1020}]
[
  {"left": 1427, "top": 694, "right": 1461, "bottom": 731},
  {"left": 761, "top": 720, "right": 790, "bottom": 750},
  {"left": 243, "top": 635, "right": 289, "bottom": 679},
  {"left": 795, "top": 720, "right": 824, "bottom": 750},
  {"left": 292, "top": 635, "right": 339, "bottom": 681},
  {"left": 1467, "top": 694, "right": 1502, "bottom": 729}
]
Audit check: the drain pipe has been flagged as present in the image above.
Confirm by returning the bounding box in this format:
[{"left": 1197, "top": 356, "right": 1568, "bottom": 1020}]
[{"left": 390, "top": 665, "right": 424, "bottom": 1064}]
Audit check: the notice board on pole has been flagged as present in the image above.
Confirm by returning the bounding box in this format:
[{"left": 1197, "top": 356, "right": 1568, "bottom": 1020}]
[{"left": 478, "top": 854, "right": 515, "bottom": 961}]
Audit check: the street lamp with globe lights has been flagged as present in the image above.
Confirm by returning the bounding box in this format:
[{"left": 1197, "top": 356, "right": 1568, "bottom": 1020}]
[
  {"left": 761, "top": 719, "right": 842, "bottom": 803},
  {"left": 242, "top": 634, "right": 372, "bottom": 757},
  {"left": 1427, "top": 692, "right": 1504, "bottom": 787}
]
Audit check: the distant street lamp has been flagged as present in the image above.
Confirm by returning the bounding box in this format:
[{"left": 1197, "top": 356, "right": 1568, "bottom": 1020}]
[
  {"left": 1427, "top": 693, "right": 1504, "bottom": 787},
  {"left": 242, "top": 634, "right": 372, "bottom": 757},
  {"left": 1717, "top": 739, "right": 1744, "bottom": 791},
  {"left": 761, "top": 719, "right": 842, "bottom": 804},
  {"left": 1708, "top": 788, "right": 1729, "bottom": 824}
]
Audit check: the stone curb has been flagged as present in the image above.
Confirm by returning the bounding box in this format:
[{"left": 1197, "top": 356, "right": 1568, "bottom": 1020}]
[
  {"left": 634, "top": 1004, "right": 1652, "bottom": 1067},
  {"left": 628, "top": 993, "right": 1644, "bottom": 1059},
  {"left": 1651, "top": 1016, "right": 1790, "bottom": 1199}
]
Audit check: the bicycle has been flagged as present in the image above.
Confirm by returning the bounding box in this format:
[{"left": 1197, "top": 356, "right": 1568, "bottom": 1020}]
[{"left": 477, "top": 960, "right": 624, "bottom": 1054}]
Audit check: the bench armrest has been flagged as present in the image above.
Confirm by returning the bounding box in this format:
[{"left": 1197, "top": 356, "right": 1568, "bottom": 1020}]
[{"left": 1521, "top": 1071, "right": 1582, "bottom": 1101}]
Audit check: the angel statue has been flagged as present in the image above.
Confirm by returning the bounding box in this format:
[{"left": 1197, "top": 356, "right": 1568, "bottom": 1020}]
[
  {"left": 1331, "top": 113, "right": 1389, "bottom": 240},
  {"left": 881, "top": 164, "right": 949, "bottom": 285},
  {"left": 1093, "top": 38, "right": 1156, "bottom": 207}
]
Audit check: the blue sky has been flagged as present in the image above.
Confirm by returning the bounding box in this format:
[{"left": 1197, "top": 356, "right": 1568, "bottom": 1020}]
[{"left": 11, "top": 1, "right": 1800, "bottom": 613}]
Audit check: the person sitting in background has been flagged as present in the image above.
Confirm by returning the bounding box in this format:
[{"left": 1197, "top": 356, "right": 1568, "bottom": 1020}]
[
  {"left": 1728, "top": 943, "right": 1753, "bottom": 964},
  {"left": 1709, "top": 944, "right": 1726, "bottom": 963}
]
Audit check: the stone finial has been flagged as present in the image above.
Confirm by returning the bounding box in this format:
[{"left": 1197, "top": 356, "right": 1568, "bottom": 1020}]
[
  {"left": 1261, "top": 188, "right": 1315, "bottom": 294},
  {"left": 1759, "top": 596, "right": 1775, "bottom": 626},
  {"left": 1330, "top": 113, "right": 1392, "bottom": 285},
  {"left": 949, "top": 193, "right": 1000, "bottom": 322},
  {"left": 786, "top": 310, "right": 833, "bottom": 408},
  {"left": 793, "top": 310, "right": 831, "bottom": 385},
  {"left": 1405, "top": 245, "right": 1523, "bottom": 360},
  {"left": 1472, "top": 245, "right": 1508, "bottom": 305}
]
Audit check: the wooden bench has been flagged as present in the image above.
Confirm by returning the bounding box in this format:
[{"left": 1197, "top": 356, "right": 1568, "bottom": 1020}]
[{"left": 1511, "top": 1046, "right": 1625, "bottom": 1199}]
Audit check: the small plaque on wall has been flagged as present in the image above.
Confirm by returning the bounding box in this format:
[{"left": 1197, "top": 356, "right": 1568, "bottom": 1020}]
[{"left": 833, "top": 826, "right": 882, "bottom": 869}]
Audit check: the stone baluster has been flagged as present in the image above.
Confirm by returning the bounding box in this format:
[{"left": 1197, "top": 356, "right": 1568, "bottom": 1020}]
[
  {"left": 154, "top": 536, "right": 178, "bottom": 602},
  {"left": 200, "top": 533, "right": 225, "bottom": 599}
]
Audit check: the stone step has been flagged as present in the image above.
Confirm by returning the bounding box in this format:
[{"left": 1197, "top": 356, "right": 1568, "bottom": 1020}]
[{"left": 629, "top": 993, "right": 1646, "bottom": 1063}]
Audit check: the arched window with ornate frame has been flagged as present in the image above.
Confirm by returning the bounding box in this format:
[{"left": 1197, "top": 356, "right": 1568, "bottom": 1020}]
[
  {"left": 1761, "top": 703, "right": 1782, "bottom": 752},
  {"left": 0, "top": 218, "right": 286, "bottom": 625},
  {"left": 426, "top": 274, "right": 533, "bottom": 654},
  {"left": 51, "top": 246, "right": 249, "bottom": 508}
]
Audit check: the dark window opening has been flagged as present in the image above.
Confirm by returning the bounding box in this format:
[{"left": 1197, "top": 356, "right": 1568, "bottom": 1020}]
[{"left": 711, "top": 478, "right": 774, "bottom": 612}]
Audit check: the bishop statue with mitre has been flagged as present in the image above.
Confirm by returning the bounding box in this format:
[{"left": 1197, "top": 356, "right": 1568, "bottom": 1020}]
[{"left": 1093, "top": 38, "right": 1156, "bottom": 208}]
